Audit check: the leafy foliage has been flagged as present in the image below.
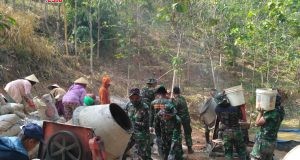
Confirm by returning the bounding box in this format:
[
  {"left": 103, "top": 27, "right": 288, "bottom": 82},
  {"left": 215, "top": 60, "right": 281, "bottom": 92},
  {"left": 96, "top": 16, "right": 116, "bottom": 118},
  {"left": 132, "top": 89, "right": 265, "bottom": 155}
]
[{"left": 0, "top": 12, "right": 16, "bottom": 30}]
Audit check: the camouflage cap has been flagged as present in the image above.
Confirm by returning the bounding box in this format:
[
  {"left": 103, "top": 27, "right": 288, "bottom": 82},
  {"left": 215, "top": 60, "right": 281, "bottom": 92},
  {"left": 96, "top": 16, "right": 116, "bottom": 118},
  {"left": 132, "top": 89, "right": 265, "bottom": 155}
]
[
  {"left": 155, "top": 85, "right": 167, "bottom": 94},
  {"left": 146, "top": 78, "right": 157, "bottom": 84},
  {"left": 129, "top": 88, "right": 141, "bottom": 97},
  {"left": 173, "top": 86, "right": 180, "bottom": 94},
  {"left": 214, "top": 92, "right": 227, "bottom": 105}
]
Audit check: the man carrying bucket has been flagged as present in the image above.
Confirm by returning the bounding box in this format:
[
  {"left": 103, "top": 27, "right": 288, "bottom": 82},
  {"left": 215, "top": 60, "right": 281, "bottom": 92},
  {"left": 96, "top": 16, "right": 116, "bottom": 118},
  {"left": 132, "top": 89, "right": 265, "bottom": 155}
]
[
  {"left": 214, "top": 92, "right": 247, "bottom": 160},
  {"left": 250, "top": 93, "right": 285, "bottom": 160}
]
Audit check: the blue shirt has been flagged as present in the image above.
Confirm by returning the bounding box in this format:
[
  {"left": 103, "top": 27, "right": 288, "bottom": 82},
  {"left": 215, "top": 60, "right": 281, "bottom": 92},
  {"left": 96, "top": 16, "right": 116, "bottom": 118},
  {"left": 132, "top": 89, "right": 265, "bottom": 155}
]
[{"left": 0, "top": 137, "right": 29, "bottom": 160}]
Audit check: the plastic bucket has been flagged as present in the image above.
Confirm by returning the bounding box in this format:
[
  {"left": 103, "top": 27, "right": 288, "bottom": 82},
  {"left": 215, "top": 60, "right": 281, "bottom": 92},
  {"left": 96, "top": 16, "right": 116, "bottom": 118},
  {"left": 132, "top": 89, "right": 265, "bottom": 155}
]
[
  {"left": 256, "top": 88, "right": 277, "bottom": 111},
  {"left": 224, "top": 85, "right": 245, "bottom": 106}
]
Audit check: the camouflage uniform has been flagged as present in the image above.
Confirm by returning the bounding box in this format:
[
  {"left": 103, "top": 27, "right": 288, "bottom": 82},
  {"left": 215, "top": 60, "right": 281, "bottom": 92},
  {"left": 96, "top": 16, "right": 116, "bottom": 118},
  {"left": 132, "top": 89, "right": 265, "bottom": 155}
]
[
  {"left": 215, "top": 93, "right": 247, "bottom": 160},
  {"left": 141, "top": 78, "right": 157, "bottom": 107},
  {"left": 124, "top": 89, "right": 152, "bottom": 160},
  {"left": 172, "top": 95, "right": 193, "bottom": 148},
  {"left": 141, "top": 87, "right": 156, "bottom": 107},
  {"left": 250, "top": 102, "right": 285, "bottom": 160},
  {"left": 155, "top": 103, "right": 183, "bottom": 160},
  {"left": 150, "top": 97, "right": 173, "bottom": 155}
]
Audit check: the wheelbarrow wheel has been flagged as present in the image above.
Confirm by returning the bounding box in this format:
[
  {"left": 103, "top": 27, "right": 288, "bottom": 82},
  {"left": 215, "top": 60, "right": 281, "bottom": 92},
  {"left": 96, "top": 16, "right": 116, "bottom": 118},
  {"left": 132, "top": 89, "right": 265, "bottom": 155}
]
[{"left": 46, "top": 131, "right": 82, "bottom": 160}]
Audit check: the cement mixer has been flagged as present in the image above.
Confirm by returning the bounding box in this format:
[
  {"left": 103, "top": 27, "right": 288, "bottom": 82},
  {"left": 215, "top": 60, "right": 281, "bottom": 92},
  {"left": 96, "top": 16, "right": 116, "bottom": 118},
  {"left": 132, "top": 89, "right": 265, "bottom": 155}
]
[{"left": 39, "top": 103, "right": 132, "bottom": 160}]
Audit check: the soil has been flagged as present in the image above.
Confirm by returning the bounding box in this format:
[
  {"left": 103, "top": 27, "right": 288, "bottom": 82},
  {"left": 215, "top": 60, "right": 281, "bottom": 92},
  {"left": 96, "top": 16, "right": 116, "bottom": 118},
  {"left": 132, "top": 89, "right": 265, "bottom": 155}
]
[{"left": 148, "top": 127, "right": 288, "bottom": 160}]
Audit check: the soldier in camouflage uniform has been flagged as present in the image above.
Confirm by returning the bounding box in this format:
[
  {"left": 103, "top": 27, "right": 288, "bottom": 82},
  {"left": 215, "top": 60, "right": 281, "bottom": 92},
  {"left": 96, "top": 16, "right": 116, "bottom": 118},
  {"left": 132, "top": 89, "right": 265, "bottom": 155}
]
[
  {"left": 214, "top": 92, "right": 247, "bottom": 160},
  {"left": 155, "top": 102, "right": 183, "bottom": 160},
  {"left": 123, "top": 88, "right": 152, "bottom": 160},
  {"left": 150, "top": 85, "right": 173, "bottom": 156},
  {"left": 250, "top": 94, "right": 285, "bottom": 160},
  {"left": 172, "top": 86, "right": 194, "bottom": 153},
  {"left": 141, "top": 78, "right": 157, "bottom": 106}
]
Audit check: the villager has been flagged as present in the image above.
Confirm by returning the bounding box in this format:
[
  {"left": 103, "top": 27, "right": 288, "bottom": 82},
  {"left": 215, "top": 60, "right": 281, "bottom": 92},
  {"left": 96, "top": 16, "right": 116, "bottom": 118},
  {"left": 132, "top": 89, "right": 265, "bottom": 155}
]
[
  {"left": 62, "top": 77, "right": 88, "bottom": 121},
  {"left": 0, "top": 123, "right": 43, "bottom": 160},
  {"left": 47, "top": 84, "right": 66, "bottom": 116},
  {"left": 4, "top": 74, "right": 39, "bottom": 112},
  {"left": 98, "top": 75, "right": 111, "bottom": 104}
]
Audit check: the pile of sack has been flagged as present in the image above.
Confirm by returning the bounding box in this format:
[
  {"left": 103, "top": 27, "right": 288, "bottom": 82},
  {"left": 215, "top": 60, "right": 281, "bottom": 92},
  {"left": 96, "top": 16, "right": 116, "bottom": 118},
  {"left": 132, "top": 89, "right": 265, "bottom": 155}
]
[{"left": 0, "top": 94, "right": 66, "bottom": 137}]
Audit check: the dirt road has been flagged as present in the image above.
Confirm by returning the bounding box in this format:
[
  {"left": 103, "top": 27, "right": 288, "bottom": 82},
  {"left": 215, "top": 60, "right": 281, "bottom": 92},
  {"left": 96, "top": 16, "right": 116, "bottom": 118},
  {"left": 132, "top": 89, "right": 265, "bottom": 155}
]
[{"left": 149, "top": 128, "right": 288, "bottom": 160}]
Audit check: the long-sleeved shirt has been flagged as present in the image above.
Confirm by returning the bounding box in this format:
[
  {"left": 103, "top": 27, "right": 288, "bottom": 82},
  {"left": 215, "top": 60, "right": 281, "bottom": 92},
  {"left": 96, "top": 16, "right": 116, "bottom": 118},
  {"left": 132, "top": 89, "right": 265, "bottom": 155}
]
[
  {"left": 4, "top": 79, "right": 32, "bottom": 103},
  {"left": 62, "top": 84, "right": 86, "bottom": 105}
]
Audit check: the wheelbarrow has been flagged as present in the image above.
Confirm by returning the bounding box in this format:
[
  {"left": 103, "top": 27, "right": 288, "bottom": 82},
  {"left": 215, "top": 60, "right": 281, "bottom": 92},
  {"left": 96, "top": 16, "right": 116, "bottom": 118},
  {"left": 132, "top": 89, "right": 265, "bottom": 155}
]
[{"left": 38, "top": 121, "right": 106, "bottom": 160}]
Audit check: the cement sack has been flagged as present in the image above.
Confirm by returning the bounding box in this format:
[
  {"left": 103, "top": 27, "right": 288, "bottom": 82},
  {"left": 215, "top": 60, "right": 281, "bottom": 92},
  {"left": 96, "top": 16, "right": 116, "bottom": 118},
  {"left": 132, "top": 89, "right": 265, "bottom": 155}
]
[
  {"left": 28, "top": 111, "right": 40, "bottom": 120},
  {"left": 0, "top": 103, "right": 24, "bottom": 115},
  {"left": 14, "top": 111, "right": 26, "bottom": 119},
  {"left": 0, "top": 124, "right": 22, "bottom": 136},
  {"left": 33, "top": 94, "right": 59, "bottom": 121},
  {"left": 0, "top": 104, "right": 13, "bottom": 115},
  {"left": 0, "top": 95, "right": 6, "bottom": 105},
  {"left": 0, "top": 114, "right": 21, "bottom": 131}
]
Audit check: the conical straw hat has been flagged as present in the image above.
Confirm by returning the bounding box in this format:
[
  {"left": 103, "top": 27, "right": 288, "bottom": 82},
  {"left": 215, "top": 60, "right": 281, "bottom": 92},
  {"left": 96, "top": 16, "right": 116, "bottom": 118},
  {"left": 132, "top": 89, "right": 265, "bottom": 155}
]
[
  {"left": 24, "top": 74, "right": 39, "bottom": 83},
  {"left": 47, "top": 84, "right": 60, "bottom": 90},
  {"left": 74, "top": 77, "right": 88, "bottom": 85},
  {"left": 50, "top": 84, "right": 60, "bottom": 88}
]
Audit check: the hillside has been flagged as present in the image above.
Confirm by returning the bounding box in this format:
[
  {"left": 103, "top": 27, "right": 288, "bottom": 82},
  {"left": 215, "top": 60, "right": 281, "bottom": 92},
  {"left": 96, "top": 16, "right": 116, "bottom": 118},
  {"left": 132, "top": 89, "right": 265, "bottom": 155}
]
[
  {"left": 1, "top": 1, "right": 299, "bottom": 120},
  {"left": 1, "top": 1, "right": 300, "bottom": 159}
]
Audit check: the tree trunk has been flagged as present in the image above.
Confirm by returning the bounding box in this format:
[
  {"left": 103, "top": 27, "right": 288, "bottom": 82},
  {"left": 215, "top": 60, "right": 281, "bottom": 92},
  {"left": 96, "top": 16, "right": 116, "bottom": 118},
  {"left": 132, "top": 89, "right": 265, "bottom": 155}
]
[
  {"left": 40, "top": 0, "right": 43, "bottom": 11},
  {"left": 171, "top": 33, "right": 182, "bottom": 98},
  {"left": 137, "top": 3, "right": 141, "bottom": 71},
  {"left": 63, "top": 4, "right": 69, "bottom": 55},
  {"left": 28, "top": 0, "right": 32, "bottom": 10},
  {"left": 241, "top": 49, "right": 245, "bottom": 85},
  {"left": 22, "top": 0, "right": 25, "bottom": 11},
  {"left": 209, "top": 50, "right": 216, "bottom": 89},
  {"left": 261, "top": 72, "right": 264, "bottom": 87},
  {"left": 33, "top": 0, "right": 36, "bottom": 12},
  {"left": 251, "top": 54, "right": 256, "bottom": 112},
  {"left": 58, "top": 3, "right": 61, "bottom": 20},
  {"left": 74, "top": 0, "right": 77, "bottom": 55},
  {"left": 89, "top": 1, "right": 93, "bottom": 74},
  {"left": 96, "top": 1, "right": 101, "bottom": 59},
  {"left": 44, "top": 1, "right": 50, "bottom": 33},
  {"left": 187, "top": 40, "right": 191, "bottom": 83},
  {"left": 266, "top": 49, "right": 270, "bottom": 85},
  {"left": 127, "top": 63, "right": 130, "bottom": 97},
  {"left": 12, "top": 0, "right": 15, "bottom": 9}
]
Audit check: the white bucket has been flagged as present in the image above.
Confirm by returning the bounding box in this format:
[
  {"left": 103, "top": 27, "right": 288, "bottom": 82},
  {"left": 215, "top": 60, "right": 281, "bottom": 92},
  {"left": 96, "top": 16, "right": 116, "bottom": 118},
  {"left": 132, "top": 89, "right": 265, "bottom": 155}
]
[
  {"left": 256, "top": 88, "right": 277, "bottom": 111},
  {"left": 224, "top": 85, "right": 245, "bottom": 106}
]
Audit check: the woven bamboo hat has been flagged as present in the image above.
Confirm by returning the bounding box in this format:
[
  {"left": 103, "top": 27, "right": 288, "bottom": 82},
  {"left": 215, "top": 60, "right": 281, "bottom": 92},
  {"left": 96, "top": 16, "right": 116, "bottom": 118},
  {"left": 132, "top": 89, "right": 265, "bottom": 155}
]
[
  {"left": 24, "top": 74, "right": 39, "bottom": 83},
  {"left": 74, "top": 77, "right": 88, "bottom": 85}
]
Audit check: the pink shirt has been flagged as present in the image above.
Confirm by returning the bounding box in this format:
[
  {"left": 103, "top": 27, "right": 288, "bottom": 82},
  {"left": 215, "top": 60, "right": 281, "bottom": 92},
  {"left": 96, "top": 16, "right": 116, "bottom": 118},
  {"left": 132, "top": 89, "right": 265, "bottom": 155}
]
[{"left": 4, "top": 79, "right": 32, "bottom": 103}]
